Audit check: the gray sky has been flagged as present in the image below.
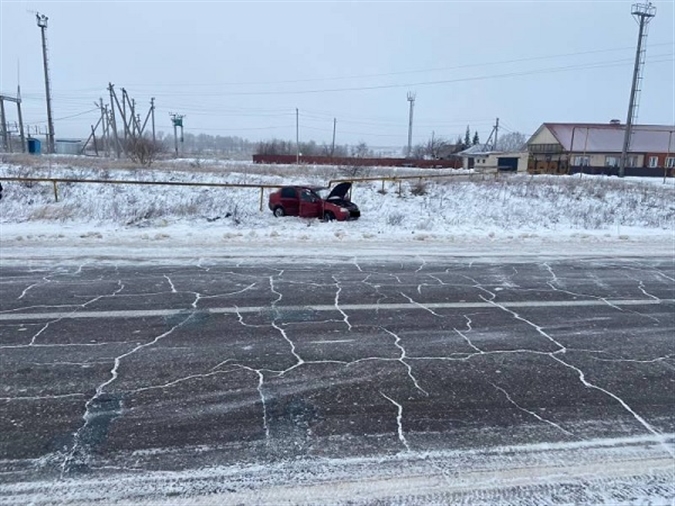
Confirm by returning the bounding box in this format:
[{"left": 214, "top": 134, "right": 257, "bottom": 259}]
[{"left": 1, "top": 0, "right": 674, "bottom": 148}]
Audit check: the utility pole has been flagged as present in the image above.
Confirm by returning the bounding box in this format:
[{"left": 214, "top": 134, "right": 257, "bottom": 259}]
[
  {"left": 494, "top": 117, "right": 499, "bottom": 151},
  {"left": 484, "top": 117, "right": 500, "bottom": 151},
  {"left": 98, "top": 98, "right": 107, "bottom": 156},
  {"left": 138, "top": 97, "right": 155, "bottom": 143},
  {"left": 122, "top": 88, "right": 128, "bottom": 142},
  {"left": 406, "top": 91, "right": 416, "bottom": 158},
  {"left": 17, "top": 87, "right": 26, "bottom": 153},
  {"left": 295, "top": 108, "right": 300, "bottom": 164},
  {"left": 331, "top": 117, "right": 336, "bottom": 157},
  {"left": 108, "top": 83, "right": 121, "bottom": 158},
  {"left": 150, "top": 98, "right": 156, "bottom": 143},
  {"left": 619, "top": 2, "right": 656, "bottom": 178},
  {"left": 36, "top": 13, "right": 55, "bottom": 154},
  {"left": 0, "top": 98, "right": 7, "bottom": 152}
]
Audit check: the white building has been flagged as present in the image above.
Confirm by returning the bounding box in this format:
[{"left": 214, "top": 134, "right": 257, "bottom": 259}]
[{"left": 458, "top": 144, "right": 529, "bottom": 173}]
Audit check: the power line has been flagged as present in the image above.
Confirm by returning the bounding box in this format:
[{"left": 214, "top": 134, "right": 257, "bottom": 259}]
[
  {"left": 114, "top": 42, "right": 675, "bottom": 89},
  {"left": 112, "top": 54, "right": 673, "bottom": 98},
  {"left": 27, "top": 108, "right": 99, "bottom": 124},
  {"left": 181, "top": 125, "right": 295, "bottom": 133},
  {"left": 302, "top": 108, "right": 497, "bottom": 126},
  {"left": 28, "top": 44, "right": 671, "bottom": 100}
]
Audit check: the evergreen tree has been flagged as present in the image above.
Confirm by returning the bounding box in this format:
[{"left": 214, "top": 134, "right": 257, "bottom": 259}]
[
  {"left": 472, "top": 131, "right": 480, "bottom": 146},
  {"left": 464, "top": 125, "right": 471, "bottom": 147}
]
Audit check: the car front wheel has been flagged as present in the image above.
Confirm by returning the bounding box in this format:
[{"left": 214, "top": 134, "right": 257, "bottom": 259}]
[
  {"left": 323, "top": 211, "right": 336, "bottom": 221},
  {"left": 273, "top": 206, "right": 285, "bottom": 217}
]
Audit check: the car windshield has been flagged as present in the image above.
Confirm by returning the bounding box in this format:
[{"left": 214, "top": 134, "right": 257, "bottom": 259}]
[
  {"left": 300, "top": 188, "right": 320, "bottom": 202},
  {"left": 315, "top": 187, "right": 331, "bottom": 199}
]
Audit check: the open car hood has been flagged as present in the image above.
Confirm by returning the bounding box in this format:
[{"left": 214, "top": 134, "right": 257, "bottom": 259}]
[{"left": 326, "top": 182, "right": 352, "bottom": 201}]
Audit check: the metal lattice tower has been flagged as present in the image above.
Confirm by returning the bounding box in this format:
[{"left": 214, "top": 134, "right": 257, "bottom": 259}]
[
  {"left": 406, "top": 92, "right": 416, "bottom": 158},
  {"left": 619, "top": 2, "right": 656, "bottom": 177}
]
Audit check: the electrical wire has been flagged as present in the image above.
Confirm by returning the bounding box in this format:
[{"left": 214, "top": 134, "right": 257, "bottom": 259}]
[
  {"left": 114, "top": 41, "right": 674, "bottom": 89},
  {"left": 155, "top": 54, "right": 674, "bottom": 97}
]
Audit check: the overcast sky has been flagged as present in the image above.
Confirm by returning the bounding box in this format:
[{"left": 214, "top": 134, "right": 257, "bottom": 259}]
[{"left": 1, "top": 0, "right": 674, "bottom": 148}]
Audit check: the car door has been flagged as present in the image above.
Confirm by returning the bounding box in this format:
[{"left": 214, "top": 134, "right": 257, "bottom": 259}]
[
  {"left": 280, "top": 187, "right": 300, "bottom": 216},
  {"left": 299, "top": 188, "right": 322, "bottom": 218}
]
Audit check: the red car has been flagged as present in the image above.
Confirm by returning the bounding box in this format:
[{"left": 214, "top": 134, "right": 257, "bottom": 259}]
[{"left": 268, "top": 182, "right": 360, "bottom": 221}]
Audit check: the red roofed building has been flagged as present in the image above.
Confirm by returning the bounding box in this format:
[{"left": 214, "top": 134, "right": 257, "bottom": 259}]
[{"left": 527, "top": 122, "right": 675, "bottom": 177}]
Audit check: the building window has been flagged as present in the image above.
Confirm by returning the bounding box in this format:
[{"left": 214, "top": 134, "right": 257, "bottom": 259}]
[
  {"left": 606, "top": 155, "right": 637, "bottom": 167},
  {"left": 667, "top": 157, "right": 675, "bottom": 168},
  {"left": 572, "top": 155, "right": 590, "bottom": 166},
  {"left": 529, "top": 143, "right": 562, "bottom": 154},
  {"left": 648, "top": 156, "right": 659, "bottom": 168},
  {"left": 605, "top": 156, "right": 620, "bottom": 167}
]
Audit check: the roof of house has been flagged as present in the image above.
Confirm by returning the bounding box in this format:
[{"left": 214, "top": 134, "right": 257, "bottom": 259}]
[
  {"left": 532, "top": 123, "right": 674, "bottom": 153},
  {"left": 457, "top": 144, "right": 494, "bottom": 156}
]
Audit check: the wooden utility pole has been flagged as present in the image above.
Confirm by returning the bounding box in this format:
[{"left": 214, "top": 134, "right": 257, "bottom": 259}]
[
  {"left": 108, "top": 83, "right": 121, "bottom": 158},
  {"left": 151, "top": 98, "right": 156, "bottom": 143},
  {"left": 140, "top": 97, "right": 154, "bottom": 140},
  {"left": 98, "top": 98, "right": 107, "bottom": 156},
  {"left": 91, "top": 124, "right": 98, "bottom": 156},
  {"left": 0, "top": 98, "right": 7, "bottom": 151},
  {"left": 494, "top": 117, "right": 499, "bottom": 150},
  {"left": 122, "top": 88, "right": 128, "bottom": 142}
]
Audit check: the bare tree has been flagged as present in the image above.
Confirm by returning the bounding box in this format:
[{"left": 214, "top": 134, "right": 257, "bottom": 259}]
[
  {"left": 351, "top": 141, "right": 371, "bottom": 158},
  {"left": 426, "top": 132, "right": 448, "bottom": 159},
  {"left": 125, "top": 137, "right": 164, "bottom": 166},
  {"left": 256, "top": 138, "right": 294, "bottom": 155},
  {"left": 411, "top": 144, "right": 426, "bottom": 159},
  {"left": 299, "top": 140, "right": 320, "bottom": 156},
  {"left": 321, "top": 143, "right": 349, "bottom": 157},
  {"left": 497, "top": 131, "right": 527, "bottom": 152}
]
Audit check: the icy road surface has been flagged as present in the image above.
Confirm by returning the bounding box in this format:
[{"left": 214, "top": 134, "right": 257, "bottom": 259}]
[{"left": 0, "top": 256, "right": 673, "bottom": 505}]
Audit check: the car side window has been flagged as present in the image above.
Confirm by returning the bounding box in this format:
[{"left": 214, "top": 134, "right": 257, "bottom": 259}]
[
  {"left": 281, "top": 187, "right": 297, "bottom": 199},
  {"left": 300, "top": 190, "right": 317, "bottom": 202}
]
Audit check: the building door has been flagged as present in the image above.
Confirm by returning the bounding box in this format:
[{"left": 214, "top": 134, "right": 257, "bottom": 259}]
[{"left": 497, "top": 157, "right": 518, "bottom": 171}]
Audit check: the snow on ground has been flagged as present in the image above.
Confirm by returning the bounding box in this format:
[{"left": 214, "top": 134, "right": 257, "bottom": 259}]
[
  {"left": 0, "top": 158, "right": 674, "bottom": 263},
  {"left": 3, "top": 434, "right": 673, "bottom": 505}
]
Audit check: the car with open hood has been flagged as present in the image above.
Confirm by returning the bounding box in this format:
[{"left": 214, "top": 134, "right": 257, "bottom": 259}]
[{"left": 268, "top": 182, "right": 360, "bottom": 221}]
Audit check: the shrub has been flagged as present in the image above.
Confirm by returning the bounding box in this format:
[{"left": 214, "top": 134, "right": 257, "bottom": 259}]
[
  {"left": 410, "top": 180, "right": 427, "bottom": 196},
  {"left": 387, "top": 212, "right": 405, "bottom": 226},
  {"left": 125, "top": 137, "right": 164, "bottom": 167}
]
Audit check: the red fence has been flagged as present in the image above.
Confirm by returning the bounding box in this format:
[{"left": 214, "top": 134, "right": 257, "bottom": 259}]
[{"left": 252, "top": 154, "right": 463, "bottom": 169}]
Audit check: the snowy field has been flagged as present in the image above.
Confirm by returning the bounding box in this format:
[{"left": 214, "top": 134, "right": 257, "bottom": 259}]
[{"left": 1, "top": 156, "right": 674, "bottom": 263}]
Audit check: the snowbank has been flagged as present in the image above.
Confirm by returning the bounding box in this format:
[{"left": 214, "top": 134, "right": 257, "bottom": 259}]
[{"left": 1, "top": 160, "right": 673, "bottom": 263}]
